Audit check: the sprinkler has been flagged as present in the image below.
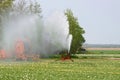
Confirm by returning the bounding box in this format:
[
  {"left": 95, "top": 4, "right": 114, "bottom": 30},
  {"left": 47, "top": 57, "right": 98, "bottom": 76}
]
[{"left": 59, "top": 50, "right": 73, "bottom": 62}]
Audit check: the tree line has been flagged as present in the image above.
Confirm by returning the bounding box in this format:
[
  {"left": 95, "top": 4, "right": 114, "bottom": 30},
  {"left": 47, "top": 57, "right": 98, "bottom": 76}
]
[{"left": 0, "top": 0, "right": 85, "bottom": 54}]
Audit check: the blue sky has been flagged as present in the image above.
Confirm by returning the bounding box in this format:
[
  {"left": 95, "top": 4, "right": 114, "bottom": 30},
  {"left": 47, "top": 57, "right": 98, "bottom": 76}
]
[{"left": 35, "top": 0, "right": 120, "bottom": 44}]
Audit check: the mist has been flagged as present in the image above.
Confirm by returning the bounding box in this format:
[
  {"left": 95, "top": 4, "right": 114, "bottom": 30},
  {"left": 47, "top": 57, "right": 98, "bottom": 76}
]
[{"left": 0, "top": 11, "right": 72, "bottom": 57}]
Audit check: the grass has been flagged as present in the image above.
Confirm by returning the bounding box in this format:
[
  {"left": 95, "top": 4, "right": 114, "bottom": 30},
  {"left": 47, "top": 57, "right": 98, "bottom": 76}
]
[
  {"left": 87, "top": 50, "right": 120, "bottom": 54},
  {"left": 0, "top": 59, "right": 120, "bottom": 80},
  {"left": 0, "top": 50, "right": 119, "bottom": 80},
  {"left": 76, "top": 50, "right": 120, "bottom": 59}
]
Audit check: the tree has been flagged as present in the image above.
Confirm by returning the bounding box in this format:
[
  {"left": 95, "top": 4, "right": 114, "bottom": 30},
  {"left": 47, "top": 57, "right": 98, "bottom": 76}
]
[
  {"left": 12, "top": 0, "right": 42, "bottom": 16},
  {"left": 0, "top": 0, "right": 14, "bottom": 48},
  {"left": 65, "top": 9, "right": 85, "bottom": 54},
  {"left": 0, "top": 0, "right": 14, "bottom": 22},
  {"left": 0, "top": 0, "right": 42, "bottom": 48},
  {"left": 0, "top": 0, "right": 13, "bottom": 13}
]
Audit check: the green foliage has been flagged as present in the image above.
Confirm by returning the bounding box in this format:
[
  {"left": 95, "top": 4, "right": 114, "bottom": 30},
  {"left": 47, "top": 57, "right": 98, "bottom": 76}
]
[
  {"left": 65, "top": 9, "right": 85, "bottom": 54},
  {"left": 0, "top": 0, "right": 42, "bottom": 47},
  {"left": 0, "top": 0, "right": 14, "bottom": 47},
  {"left": 0, "top": 0, "right": 13, "bottom": 14},
  {"left": 12, "top": 0, "right": 42, "bottom": 16}
]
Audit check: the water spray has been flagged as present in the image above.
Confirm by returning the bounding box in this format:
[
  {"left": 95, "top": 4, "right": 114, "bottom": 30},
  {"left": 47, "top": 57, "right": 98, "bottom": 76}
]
[{"left": 0, "top": 10, "right": 73, "bottom": 61}]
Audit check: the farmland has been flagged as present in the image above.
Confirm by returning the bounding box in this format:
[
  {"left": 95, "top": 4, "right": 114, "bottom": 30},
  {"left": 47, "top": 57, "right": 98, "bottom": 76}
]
[
  {"left": 0, "top": 58, "right": 120, "bottom": 80},
  {"left": 78, "top": 49, "right": 120, "bottom": 59},
  {"left": 0, "top": 50, "right": 120, "bottom": 80}
]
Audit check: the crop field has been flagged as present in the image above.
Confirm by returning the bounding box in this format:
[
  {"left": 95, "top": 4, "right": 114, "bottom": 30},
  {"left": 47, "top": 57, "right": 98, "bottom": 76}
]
[
  {"left": 87, "top": 50, "right": 120, "bottom": 54},
  {"left": 77, "top": 49, "right": 120, "bottom": 59},
  {"left": 0, "top": 58, "right": 120, "bottom": 80},
  {"left": 86, "top": 48, "right": 120, "bottom": 50}
]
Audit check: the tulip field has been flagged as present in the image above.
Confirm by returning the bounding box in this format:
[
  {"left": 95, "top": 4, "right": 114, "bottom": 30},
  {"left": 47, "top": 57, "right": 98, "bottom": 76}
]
[{"left": 0, "top": 58, "right": 120, "bottom": 80}]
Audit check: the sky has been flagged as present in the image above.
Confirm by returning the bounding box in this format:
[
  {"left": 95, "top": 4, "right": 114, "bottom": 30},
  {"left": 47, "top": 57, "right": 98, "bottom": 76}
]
[{"left": 35, "top": 0, "right": 120, "bottom": 44}]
